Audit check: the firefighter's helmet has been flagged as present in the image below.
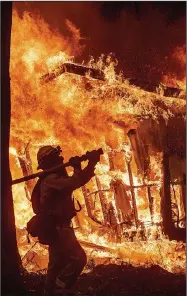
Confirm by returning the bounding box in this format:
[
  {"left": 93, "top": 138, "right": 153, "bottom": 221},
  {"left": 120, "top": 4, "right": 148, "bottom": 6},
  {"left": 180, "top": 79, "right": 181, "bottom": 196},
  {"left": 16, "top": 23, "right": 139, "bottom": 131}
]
[{"left": 37, "top": 145, "right": 62, "bottom": 170}]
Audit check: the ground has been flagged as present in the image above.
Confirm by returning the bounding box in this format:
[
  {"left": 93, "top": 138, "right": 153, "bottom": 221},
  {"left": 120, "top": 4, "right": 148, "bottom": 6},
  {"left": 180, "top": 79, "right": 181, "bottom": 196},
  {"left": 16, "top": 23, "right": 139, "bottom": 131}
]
[{"left": 8, "top": 263, "right": 184, "bottom": 296}]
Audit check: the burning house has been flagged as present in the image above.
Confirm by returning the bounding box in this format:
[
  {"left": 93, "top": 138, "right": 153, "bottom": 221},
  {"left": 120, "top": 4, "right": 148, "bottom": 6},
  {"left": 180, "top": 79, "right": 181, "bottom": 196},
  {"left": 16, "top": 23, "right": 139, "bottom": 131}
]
[{"left": 7, "top": 4, "right": 186, "bottom": 289}]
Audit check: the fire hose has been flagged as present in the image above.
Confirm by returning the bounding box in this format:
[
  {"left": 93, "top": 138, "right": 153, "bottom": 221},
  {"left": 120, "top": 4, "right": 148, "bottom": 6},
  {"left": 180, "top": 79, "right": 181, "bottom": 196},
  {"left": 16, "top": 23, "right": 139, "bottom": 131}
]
[{"left": 12, "top": 148, "right": 103, "bottom": 185}]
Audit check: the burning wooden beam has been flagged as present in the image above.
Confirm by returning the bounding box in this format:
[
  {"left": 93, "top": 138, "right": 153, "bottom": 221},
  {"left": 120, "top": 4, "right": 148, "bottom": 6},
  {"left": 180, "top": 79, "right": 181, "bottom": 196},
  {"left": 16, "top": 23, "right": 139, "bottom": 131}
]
[
  {"left": 172, "top": 184, "right": 186, "bottom": 227},
  {"left": 174, "top": 174, "right": 186, "bottom": 225},
  {"left": 127, "top": 129, "right": 149, "bottom": 177},
  {"left": 81, "top": 185, "right": 93, "bottom": 219},
  {"left": 128, "top": 78, "right": 185, "bottom": 99},
  {"left": 72, "top": 194, "right": 81, "bottom": 228},
  {"left": 181, "top": 174, "right": 186, "bottom": 215},
  {"left": 110, "top": 179, "right": 130, "bottom": 223},
  {"left": 147, "top": 186, "right": 154, "bottom": 224},
  {"left": 40, "top": 62, "right": 105, "bottom": 83},
  {"left": 106, "top": 150, "right": 127, "bottom": 224},
  {"left": 40, "top": 62, "right": 184, "bottom": 99},
  {"left": 72, "top": 215, "right": 80, "bottom": 228},
  {"left": 107, "top": 151, "right": 115, "bottom": 170},
  {"left": 171, "top": 184, "right": 180, "bottom": 226},
  {"left": 17, "top": 145, "right": 36, "bottom": 198},
  {"left": 161, "top": 152, "right": 174, "bottom": 237},
  {"left": 95, "top": 177, "right": 110, "bottom": 224},
  {"left": 126, "top": 159, "right": 139, "bottom": 229},
  {"left": 127, "top": 129, "right": 155, "bottom": 224},
  {"left": 79, "top": 239, "right": 113, "bottom": 252},
  {"left": 107, "top": 201, "right": 119, "bottom": 228}
]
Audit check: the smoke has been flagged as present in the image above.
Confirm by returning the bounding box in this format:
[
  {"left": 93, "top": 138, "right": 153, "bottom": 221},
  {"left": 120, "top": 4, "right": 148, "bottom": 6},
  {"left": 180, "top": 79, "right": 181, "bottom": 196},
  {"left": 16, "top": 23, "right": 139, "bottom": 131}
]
[{"left": 13, "top": 2, "right": 186, "bottom": 85}]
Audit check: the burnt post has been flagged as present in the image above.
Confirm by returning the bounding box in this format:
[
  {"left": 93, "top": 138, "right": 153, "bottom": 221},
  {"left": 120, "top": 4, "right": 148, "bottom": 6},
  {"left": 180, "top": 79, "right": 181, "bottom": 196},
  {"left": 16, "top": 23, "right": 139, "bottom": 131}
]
[
  {"left": 71, "top": 194, "right": 81, "bottom": 228},
  {"left": 107, "top": 202, "right": 118, "bottom": 228},
  {"left": 81, "top": 185, "right": 93, "bottom": 219},
  {"left": 161, "top": 151, "right": 174, "bottom": 236},
  {"left": 95, "top": 177, "right": 110, "bottom": 224},
  {"left": 127, "top": 129, "right": 153, "bottom": 224},
  {"left": 161, "top": 124, "right": 178, "bottom": 236},
  {"left": 126, "top": 159, "right": 139, "bottom": 229},
  {"left": 127, "top": 129, "right": 145, "bottom": 176},
  {"left": 18, "top": 145, "right": 36, "bottom": 198},
  {"left": 159, "top": 120, "right": 186, "bottom": 241},
  {"left": 107, "top": 151, "right": 124, "bottom": 223},
  {"left": 181, "top": 174, "right": 186, "bottom": 217},
  {"left": 147, "top": 186, "right": 154, "bottom": 224},
  {"left": 41, "top": 62, "right": 105, "bottom": 83},
  {"left": 108, "top": 151, "right": 115, "bottom": 170}
]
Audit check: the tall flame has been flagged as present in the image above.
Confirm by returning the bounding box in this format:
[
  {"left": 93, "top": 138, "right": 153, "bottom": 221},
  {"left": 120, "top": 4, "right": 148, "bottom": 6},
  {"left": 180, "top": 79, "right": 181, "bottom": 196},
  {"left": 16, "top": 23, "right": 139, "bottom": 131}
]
[
  {"left": 162, "top": 45, "right": 186, "bottom": 90},
  {"left": 10, "top": 10, "right": 186, "bottom": 274}
]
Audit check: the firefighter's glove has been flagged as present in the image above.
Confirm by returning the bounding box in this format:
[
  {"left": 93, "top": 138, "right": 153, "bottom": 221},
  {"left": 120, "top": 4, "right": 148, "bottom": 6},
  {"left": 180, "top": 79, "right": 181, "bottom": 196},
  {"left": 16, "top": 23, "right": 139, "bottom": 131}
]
[
  {"left": 87, "top": 150, "right": 101, "bottom": 164},
  {"left": 69, "top": 156, "right": 81, "bottom": 170}
]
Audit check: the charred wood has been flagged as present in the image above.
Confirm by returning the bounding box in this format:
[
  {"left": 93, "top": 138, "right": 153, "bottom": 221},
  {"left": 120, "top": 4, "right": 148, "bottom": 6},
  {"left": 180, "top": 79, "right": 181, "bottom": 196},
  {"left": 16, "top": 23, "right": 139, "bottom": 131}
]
[
  {"left": 127, "top": 129, "right": 150, "bottom": 178},
  {"left": 127, "top": 129, "right": 154, "bottom": 224},
  {"left": 40, "top": 63, "right": 184, "bottom": 99},
  {"left": 161, "top": 152, "right": 175, "bottom": 237},
  {"left": 79, "top": 240, "right": 112, "bottom": 252},
  {"left": 181, "top": 174, "right": 186, "bottom": 216},
  {"left": 18, "top": 149, "right": 36, "bottom": 198},
  {"left": 107, "top": 202, "right": 118, "bottom": 228},
  {"left": 40, "top": 62, "right": 105, "bottom": 83},
  {"left": 108, "top": 151, "right": 115, "bottom": 170},
  {"left": 126, "top": 160, "right": 139, "bottom": 229},
  {"left": 72, "top": 195, "right": 81, "bottom": 227},
  {"left": 128, "top": 78, "right": 184, "bottom": 99},
  {"left": 147, "top": 186, "right": 154, "bottom": 224},
  {"left": 81, "top": 185, "right": 93, "bottom": 219},
  {"left": 111, "top": 180, "right": 131, "bottom": 223},
  {"left": 161, "top": 124, "right": 186, "bottom": 241},
  {"left": 95, "top": 177, "right": 109, "bottom": 224},
  {"left": 161, "top": 153, "right": 185, "bottom": 241}
]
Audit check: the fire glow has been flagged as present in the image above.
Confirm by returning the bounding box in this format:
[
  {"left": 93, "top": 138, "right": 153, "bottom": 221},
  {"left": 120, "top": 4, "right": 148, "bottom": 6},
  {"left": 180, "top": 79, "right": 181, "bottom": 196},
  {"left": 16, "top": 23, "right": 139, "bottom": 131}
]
[{"left": 10, "top": 10, "right": 186, "bottom": 274}]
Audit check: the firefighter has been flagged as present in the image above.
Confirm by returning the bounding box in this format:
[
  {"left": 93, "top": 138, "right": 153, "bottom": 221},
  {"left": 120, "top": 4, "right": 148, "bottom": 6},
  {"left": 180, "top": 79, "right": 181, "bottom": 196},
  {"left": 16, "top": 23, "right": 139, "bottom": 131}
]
[{"left": 32, "top": 145, "right": 100, "bottom": 296}]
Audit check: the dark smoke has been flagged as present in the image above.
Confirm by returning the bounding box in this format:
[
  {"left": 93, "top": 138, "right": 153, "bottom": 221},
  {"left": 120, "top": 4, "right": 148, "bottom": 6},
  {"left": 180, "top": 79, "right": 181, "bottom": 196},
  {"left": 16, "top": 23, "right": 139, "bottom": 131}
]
[{"left": 13, "top": 2, "right": 186, "bottom": 84}]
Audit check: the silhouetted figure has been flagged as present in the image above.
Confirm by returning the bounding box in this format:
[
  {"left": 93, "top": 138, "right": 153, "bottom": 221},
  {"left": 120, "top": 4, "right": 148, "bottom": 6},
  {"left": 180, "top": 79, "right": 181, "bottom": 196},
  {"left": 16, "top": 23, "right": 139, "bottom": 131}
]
[{"left": 31, "top": 145, "right": 100, "bottom": 296}]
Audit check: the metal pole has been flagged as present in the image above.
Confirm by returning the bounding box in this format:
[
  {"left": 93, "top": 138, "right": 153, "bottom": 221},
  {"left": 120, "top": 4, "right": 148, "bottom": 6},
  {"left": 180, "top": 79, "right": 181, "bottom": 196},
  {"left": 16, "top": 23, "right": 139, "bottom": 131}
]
[
  {"left": 12, "top": 148, "right": 103, "bottom": 185},
  {"left": 12, "top": 161, "right": 71, "bottom": 185}
]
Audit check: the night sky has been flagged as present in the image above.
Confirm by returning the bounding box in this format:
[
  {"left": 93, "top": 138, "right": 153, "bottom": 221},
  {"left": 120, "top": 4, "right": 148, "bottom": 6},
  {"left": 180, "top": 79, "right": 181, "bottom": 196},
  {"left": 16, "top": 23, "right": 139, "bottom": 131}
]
[{"left": 13, "top": 1, "right": 186, "bottom": 84}]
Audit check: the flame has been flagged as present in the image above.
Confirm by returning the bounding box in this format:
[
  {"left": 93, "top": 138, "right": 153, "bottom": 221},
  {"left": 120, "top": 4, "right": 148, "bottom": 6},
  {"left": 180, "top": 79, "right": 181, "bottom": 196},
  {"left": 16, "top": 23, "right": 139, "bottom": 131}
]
[
  {"left": 10, "top": 10, "right": 186, "bottom": 274},
  {"left": 9, "top": 146, "right": 18, "bottom": 156},
  {"left": 162, "top": 46, "right": 186, "bottom": 91}
]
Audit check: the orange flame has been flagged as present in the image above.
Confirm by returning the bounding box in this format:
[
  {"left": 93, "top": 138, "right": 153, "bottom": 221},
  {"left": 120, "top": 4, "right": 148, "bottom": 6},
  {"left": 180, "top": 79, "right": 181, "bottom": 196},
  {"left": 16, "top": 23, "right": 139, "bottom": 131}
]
[
  {"left": 10, "top": 10, "right": 186, "bottom": 274},
  {"left": 162, "top": 45, "right": 186, "bottom": 90}
]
